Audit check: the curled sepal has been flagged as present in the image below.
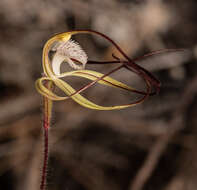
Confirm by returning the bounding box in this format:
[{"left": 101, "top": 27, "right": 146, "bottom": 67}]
[
  {"left": 35, "top": 78, "right": 67, "bottom": 101},
  {"left": 58, "top": 69, "right": 137, "bottom": 92},
  {"left": 55, "top": 77, "right": 149, "bottom": 110},
  {"left": 35, "top": 69, "right": 150, "bottom": 110}
]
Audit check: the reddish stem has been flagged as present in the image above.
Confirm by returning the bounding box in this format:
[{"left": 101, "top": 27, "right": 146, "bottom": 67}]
[
  {"left": 40, "top": 84, "right": 51, "bottom": 190},
  {"left": 40, "top": 125, "right": 49, "bottom": 190}
]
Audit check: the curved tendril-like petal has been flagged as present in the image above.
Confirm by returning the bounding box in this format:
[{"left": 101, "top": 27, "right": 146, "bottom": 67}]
[
  {"left": 35, "top": 78, "right": 67, "bottom": 101},
  {"left": 35, "top": 67, "right": 151, "bottom": 109},
  {"left": 36, "top": 73, "right": 150, "bottom": 110},
  {"left": 55, "top": 77, "right": 150, "bottom": 110},
  {"left": 36, "top": 30, "right": 157, "bottom": 110},
  {"left": 58, "top": 70, "right": 135, "bottom": 91}
]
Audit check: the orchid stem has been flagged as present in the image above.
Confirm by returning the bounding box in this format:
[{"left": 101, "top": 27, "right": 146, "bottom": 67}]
[{"left": 40, "top": 81, "right": 53, "bottom": 190}]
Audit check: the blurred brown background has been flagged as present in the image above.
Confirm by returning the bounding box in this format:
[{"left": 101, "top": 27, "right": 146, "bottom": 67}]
[{"left": 0, "top": 0, "right": 197, "bottom": 190}]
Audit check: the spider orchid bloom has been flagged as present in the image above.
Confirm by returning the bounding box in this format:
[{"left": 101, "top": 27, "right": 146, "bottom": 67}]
[
  {"left": 35, "top": 30, "right": 184, "bottom": 190},
  {"left": 35, "top": 30, "right": 159, "bottom": 111}
]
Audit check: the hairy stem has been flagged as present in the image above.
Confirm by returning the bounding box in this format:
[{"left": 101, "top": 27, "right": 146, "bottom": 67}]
[{"left": 40, "top": 82, "right": 53, "bottom": 190}]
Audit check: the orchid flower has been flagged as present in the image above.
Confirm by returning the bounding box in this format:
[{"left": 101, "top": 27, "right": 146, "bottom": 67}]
[{"left": 35, "top": 30, "right": 183, "bottom": 190}]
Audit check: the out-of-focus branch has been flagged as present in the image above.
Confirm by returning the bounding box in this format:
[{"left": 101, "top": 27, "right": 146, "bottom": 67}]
[{"left": 129, "top": 76, "right": 197, "bottom": 190}]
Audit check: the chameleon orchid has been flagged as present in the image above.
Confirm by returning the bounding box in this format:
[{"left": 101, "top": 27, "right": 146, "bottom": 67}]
[{"left": 35, "top": 30, "right": 182, "bottom": 190}]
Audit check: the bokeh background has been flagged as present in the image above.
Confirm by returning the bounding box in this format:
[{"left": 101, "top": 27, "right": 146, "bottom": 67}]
[{"left": 0, "top": 0, "right": 197, "bottom": 190}]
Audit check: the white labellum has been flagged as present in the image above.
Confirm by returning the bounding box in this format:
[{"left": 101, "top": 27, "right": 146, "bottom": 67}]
[{"left": 51, "top": 40, "right": 88, "bottom": 75}]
